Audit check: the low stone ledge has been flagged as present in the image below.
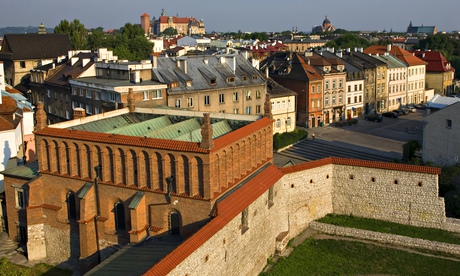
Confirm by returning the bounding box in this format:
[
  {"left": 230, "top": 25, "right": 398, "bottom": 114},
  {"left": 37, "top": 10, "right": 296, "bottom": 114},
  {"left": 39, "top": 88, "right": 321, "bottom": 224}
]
[{"left": 310, "top": 221, "right": 460, "bottom": 256}]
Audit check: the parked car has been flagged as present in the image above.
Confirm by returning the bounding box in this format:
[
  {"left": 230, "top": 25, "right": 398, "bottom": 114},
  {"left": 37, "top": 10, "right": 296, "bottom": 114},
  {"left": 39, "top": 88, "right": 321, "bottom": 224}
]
[
  {"left": 404, "top": 105, "right": 416, "bottom": 113},
  {"left": 414, "top": 104, "right": 425, "bottom": 109},
  {"left": 393, "top": 109, "right": 408, "bottom": 115},
  {"left": 382, "top": 111, "right": 399, "bottom": 118},
  {"left": 364, "top": 113, "right": 383, "bottom": 122}
]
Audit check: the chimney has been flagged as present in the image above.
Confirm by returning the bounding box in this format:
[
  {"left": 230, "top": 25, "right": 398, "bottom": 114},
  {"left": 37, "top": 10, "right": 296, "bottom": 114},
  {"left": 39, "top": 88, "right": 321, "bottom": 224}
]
[
  {"left": 150, "top": 55, "right": 158, "bottom": 68},
  {"left": 73, "top": 107, "right": 86, "bottom": 119},
  {"left": 263, "top": 93, "right": 273, "bottom": 120},
  {"left": 386, "top": 44, "right": 392, "bottom": 53},
  {"left": 200, "top": 113, "right": 214, "bottom": 149},
  {"left": 35, "top": 102, "right": 48, "bottom": 131},
  {"left": 128, "top": 88, "right": 135, "bottom": 113}
]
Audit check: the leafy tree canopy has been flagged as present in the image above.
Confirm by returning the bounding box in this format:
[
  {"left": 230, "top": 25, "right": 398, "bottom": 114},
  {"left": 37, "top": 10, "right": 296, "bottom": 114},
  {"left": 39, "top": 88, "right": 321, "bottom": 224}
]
[
  {"left": 54, "top": 19, "right": 88, "bottom": 49},
  {"left": 325, "top": 33, "right": 371, "bottom": 50},
  {"left": 161, "top": 27, "right": 178, "bottom": 36}
]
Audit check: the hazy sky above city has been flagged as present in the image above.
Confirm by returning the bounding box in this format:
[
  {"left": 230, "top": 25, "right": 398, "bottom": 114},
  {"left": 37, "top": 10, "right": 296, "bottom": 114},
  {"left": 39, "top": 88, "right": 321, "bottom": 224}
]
[{"left": 1, "top": 0, "right": 458, "bottom": 33}]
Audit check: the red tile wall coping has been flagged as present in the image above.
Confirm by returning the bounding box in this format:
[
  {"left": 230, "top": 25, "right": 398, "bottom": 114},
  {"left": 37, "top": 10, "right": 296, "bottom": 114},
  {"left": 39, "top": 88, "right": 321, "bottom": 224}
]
[
  {"left": 27, "top": 204, "right": 62, "bottom": 211},
  {"left": 144, "top": 164, "right": 284, "bottom": 276},
  {"left": 212, "top": 117, "right": 273, "bottom": 152},
  {"left": 35, "top": 128, "right": 209, "bottom": 153},
  {"left": 281, "top": 157, "right": 441, "bottom": 175}
]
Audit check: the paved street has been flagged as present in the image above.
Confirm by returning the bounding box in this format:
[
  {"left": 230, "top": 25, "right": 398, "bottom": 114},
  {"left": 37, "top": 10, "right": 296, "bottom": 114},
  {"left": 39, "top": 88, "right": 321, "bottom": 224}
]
[{"left": 274, "top": 110, "right": 426, "bottom": 167}]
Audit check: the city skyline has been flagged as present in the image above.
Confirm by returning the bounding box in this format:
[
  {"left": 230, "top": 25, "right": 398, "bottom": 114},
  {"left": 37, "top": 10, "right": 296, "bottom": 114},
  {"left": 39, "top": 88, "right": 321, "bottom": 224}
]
[{"left": 1, "top": 0, "right": 459, "bottom": 33}]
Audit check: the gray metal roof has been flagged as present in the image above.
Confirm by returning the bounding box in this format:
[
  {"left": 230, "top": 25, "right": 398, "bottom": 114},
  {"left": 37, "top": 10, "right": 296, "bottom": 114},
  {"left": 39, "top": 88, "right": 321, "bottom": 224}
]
[{"left": 152, "top": 54, "right": 264, "bottom": 94}]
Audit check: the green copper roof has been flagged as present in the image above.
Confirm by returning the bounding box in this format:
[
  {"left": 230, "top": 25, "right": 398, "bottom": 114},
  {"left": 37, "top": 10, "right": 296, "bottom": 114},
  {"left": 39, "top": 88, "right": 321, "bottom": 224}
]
[
  {"left": 146, "top": 118, "right": 201, "bottom": 140},
  {"left": 0, "top": 161, "right": 39, "bottom": 179},
  {"left": 129, "top": 191, "right": 145, "bottom": 209},
  {"left": 107, "top": 116, "right": 172, "bottom": 136},
  {"left": 174, "top": 120, "right": 233, "bottom": 142},
  {"left": 71, "top": 113, "right": 143, "bottom": 132}
]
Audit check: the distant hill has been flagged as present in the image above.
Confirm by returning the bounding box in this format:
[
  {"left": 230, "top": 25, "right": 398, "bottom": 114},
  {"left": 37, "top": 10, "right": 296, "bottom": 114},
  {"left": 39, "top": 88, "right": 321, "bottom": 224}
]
[{"left": 0, "top": 26, "right": 55, "bottom": 37}]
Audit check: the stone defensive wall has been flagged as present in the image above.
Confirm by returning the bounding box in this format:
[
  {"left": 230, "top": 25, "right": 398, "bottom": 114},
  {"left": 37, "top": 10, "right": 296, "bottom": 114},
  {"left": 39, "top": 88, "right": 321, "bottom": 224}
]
[
  {"left": 133, "top": 158, "right": 456, "bottom": 275},
  {"left": 310, "top": 221, "right": 460, "bottom": 256}
]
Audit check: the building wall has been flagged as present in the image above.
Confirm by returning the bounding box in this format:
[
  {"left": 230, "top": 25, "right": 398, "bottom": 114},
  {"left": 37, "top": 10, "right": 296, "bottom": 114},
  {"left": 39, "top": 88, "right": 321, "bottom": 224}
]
[
  {"left": 167, "top": 84, "right": 266, "bottom": 116},
  {"left": 425, "top": 71, "right": 454, "bottom": 96},
  {"left": 24, "top": 112, "right": 273, "bottom": 262},
  {"left": 168, "top": 164, "right": 334, "bottom": 276},
  {"left": 407, "top": 65, "right": 426, "bottom": 104},
  {"left": 423, "top": 105, "right": 460, "bottom": 165},
  {"left": 271, "top": 95, "right": 296, "bottom": 134},
  {"left": 166, "top": 163, "right": 446, "bottom": 276},
  {"left": 332, "top": 164, "right": 445, "bottom": 228},
  {"left": 345, "top": 79, "right": 364, "bottom": 118}
]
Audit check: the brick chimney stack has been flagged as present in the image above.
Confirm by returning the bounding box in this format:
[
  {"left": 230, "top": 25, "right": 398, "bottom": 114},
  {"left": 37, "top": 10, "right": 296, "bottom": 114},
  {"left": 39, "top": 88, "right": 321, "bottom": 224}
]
[
  {"left": 200, "top": 113, "right": 214, "bottom": 150},
  {"left": 128, "top": 88, "right": 135, "bottom": 113},
  {"left": 73, "top": 107, "right": 86, "bottom": 120},
  {"left": 264, "top": 93, "right": 273, "bottom": 120},
  {"left": 35, "top": 102, "right": 47, "bottom": 131}
]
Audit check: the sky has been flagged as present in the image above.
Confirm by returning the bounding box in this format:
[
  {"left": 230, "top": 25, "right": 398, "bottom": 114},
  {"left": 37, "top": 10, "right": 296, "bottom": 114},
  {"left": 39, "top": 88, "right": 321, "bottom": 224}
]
[{"left": 1, "top": 0, "right": 459, "bottom": 33}]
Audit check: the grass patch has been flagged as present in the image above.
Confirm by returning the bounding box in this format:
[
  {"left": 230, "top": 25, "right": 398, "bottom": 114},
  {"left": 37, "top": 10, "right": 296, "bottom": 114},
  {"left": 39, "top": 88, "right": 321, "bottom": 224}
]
[
  {"left": 317, "top": 214, "right": 460, "bottom": 245},
  {"left": 260, "top": 238, "right": 460, "bottom": 275},
  {"left": 0, "top": 257, "right": 72, "bottom": 276}
]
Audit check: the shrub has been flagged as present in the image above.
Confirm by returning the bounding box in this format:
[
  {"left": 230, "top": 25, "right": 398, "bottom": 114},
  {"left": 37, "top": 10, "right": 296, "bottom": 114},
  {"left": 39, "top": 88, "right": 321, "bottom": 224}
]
[{"left": 273, "top": 129, "right": 308, "bottom": 150}]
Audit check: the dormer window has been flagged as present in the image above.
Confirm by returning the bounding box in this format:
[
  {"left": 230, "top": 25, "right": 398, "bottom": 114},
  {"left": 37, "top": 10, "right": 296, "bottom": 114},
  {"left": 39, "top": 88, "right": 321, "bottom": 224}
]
[
  {"left": 246, "top": 91, "right": 251, "bottom": 100},
  {"left": 227, "top": 77, "right": 235, "bottom": 83},
  {"left": 186, "top": 80, "right": 192, "bottom": 87},
  {"left": 324, "top": 66, "right": 330, "bottom": 73},
  {"left": 170, "top": 81, "right": 179, "bottom": 88},
  {"left": 211, "top": 78, "right": 217, "bottom": 86},
  {"left": 242, "top": 76, "right": 248, "bottom": 81},
  {"left": 252, "top": 75, "right": 258, "bottom": 80}
]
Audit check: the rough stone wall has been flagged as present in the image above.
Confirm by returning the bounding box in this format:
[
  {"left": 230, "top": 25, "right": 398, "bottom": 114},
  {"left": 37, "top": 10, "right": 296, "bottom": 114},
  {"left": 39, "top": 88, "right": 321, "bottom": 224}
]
[
  {"left": 310, "top": 221, "right": 460, "bottom": 256},
  {"left": 44, "top": 224, "right": 71, "bottom": 263},
  {"left": 166, "top": 163, "right": 453, "bottom": 276},
  {"left": 27, "top": 224, "right": 46, "bottom": 260},
  {"left": 168, "top": 165, "right": 334, "bottom": 276},
  {"left": 332, "top": 164, "right": 446, "bottom": 228}
]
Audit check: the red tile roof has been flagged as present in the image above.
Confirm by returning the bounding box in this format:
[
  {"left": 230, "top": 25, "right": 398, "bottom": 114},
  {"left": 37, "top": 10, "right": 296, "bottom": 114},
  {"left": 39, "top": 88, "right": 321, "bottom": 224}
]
[
  {"left": 364, "top": 46, "right": 427, "bottom": 66},
  {"left": 411, "top": 50, "right": 455, "bottom": 72},
  {"left": 282, "top": 156, "right": 441, "bottom": 175},
  {"left": 144, "top": 164, "right": 283, "bottom": 276},
  {"left": 158, "top": 16, "right": 199, "bottom": 24},
  {"left": 212, "top": 117, "right": 273, "bottom": 151}
]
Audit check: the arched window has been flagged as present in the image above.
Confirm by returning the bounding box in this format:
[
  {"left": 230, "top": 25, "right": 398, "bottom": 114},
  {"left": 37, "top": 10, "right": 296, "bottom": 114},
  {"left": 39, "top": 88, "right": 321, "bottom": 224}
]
[
  {"left": 276, "top": 119, "right": 281, "bottom": 128},
  {"left": 114, "top": 202, "right": 125, "bottom": 230},
  {"left": 66, "top": 192, "right": 77, "bottom": 221},
  {"left": 169, "top": 212, "right": 180, "bottom": 235}
]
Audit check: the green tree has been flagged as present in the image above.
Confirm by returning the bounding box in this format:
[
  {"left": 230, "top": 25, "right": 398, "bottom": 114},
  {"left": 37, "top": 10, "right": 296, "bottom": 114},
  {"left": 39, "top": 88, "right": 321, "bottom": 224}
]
[
  {"left": 161, "top": 27, "right": 178, "bottom": 36},
  {"left": 325, "top": 33, "right": 371, "bottom": 50},
  {"left": 402, "top": 140, "right": 422, "bottom": 163},
  {"left": 416, "top": 34, "right": 460, "bottom": 58},
  {"left": 54, "top": 19, "right": 88, "bottom": 49}
]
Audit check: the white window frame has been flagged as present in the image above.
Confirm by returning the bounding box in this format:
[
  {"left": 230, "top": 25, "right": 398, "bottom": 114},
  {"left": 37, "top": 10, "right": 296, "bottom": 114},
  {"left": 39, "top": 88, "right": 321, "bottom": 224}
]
[
  {"left": 204, "top": 95, "right": 210, "bottom": 105},
  {"left": 143, "top": 91, "right": 149, "bottom": 100}
]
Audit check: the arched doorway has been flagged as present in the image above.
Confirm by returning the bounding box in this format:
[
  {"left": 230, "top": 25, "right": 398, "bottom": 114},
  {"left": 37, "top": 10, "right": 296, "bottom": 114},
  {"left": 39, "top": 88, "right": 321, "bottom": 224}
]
[{"left": 169, "top": 212, "right": 180, "bottom": 235}]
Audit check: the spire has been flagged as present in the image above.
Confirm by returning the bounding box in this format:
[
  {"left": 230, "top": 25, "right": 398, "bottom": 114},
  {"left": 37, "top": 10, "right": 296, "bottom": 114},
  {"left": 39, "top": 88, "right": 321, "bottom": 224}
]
[
  {"left": 128, "top": 88, "right": 135, "bottom": 112},
  {"left": 35, "top": 102, "right": 47, "bottom": 131},
  {"left": 200, "top": 113, "right": 214, "bottom": 150},
  {"left": 38, "top": 23, "right": 46, "bottom": 34},
  {"left": 161, "top": 8, "right": 166, "bottom": 16},
  {"left": 264, "top": 93, "right": 273, "bottom": 120}
]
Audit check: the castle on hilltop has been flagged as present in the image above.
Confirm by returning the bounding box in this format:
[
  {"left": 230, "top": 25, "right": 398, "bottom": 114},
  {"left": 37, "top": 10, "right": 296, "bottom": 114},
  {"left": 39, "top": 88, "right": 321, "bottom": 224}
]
[{"left": 141, "top": 8, "right": 205, "bottom": 36}]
